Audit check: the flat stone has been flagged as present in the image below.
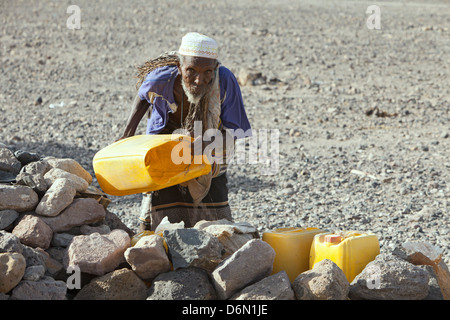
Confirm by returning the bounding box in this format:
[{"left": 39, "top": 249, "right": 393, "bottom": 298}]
[
  {"left": 231, "top": 271, "right": 295, "bottom": 300},
  {"left": 0, "top": 209, "right": 19, "bottom": 230},
  {"left": 10, "top": 277, "right": 67, "bottom": 300},
  {"left": 63, "top": 229, "right": 130, "bottom": 276},
  {"left": 0, "top": 185, "right": 39, "bottom": 212},
  {"left": 40, "top": 198, "right": 106, "bottom": 232},
  {"left": 147, "top": 267, "right": 217, "bottom": 300},
  {"left": 45, "top": 157, "right": 92, "bottom": 184},
  {"left": 163, "top": 228, "right": 224, "bottom": 273}
]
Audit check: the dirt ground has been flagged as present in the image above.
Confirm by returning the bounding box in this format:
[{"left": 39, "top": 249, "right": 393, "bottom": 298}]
[{"left": 1, "top": 0, "right": 448, "bottom": 262}]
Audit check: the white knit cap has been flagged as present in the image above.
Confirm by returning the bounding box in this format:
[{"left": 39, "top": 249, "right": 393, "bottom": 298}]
[{"left": 178, "top": 32, "right": 219, "bottom": 59}]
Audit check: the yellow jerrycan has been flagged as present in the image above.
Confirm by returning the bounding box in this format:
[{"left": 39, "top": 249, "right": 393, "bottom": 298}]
[
  {"left": 309, "top": 231, "right": 380, "bottom": 282},
  {"left": 262, "top": 227, "right": 325, "bottom": 282},
  {"left": 93, "top": 134, "right": 211, "bottom": 196}
]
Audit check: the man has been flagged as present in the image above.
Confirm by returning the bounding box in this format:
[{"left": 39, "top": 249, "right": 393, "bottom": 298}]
[{"left": 119, "top": 32, "right": 251, "bottom": 231}]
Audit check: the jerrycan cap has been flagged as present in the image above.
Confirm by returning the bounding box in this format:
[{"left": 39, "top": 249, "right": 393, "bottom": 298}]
[{"left": 325, "top": 234, "right": 342, "bottom": 243}]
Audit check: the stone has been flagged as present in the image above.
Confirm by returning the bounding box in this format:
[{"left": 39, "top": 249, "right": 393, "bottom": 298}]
[
  {"left": 0, "top": 209, "right": 19, "bottom": 230},
  {"left": 292, "top": 259, "right": 349, "bottom": 300},
  {"left": 63, "top": 229, "right": 130, "bottom": 276},
  {"left": 35, "top": 178, "right": 77, "bottom": 217},
  {"left": 124, "top": 234, "right": 171, "bottom": 280},
  {"left": 231, "top": 271, "right": 295, "bottom": 300},
  {"left": 15, "top": 172, "right": 47, "bottom": 196},
  {"left": 45, "top": 157, "right": 93, "bottom": 184},
  {"left": 420, "top": 265, "right": 444, "bottom": 300},
  {"left": 0, "top": 252, "right": 26, "bottom": 293},
  {"left": 0, "top": 185, "right": 39, "bottom": 212},
  {"left": 0, "top": 230, "right": 23, "bottom": 254},
  {"left": 163, "top": 228, "right": 224, "bottom": 272},
  {"left": 349, "top": 253, "right": 430, "bottom": 300},
  {"left": 44, "top": 168, "right": 89, "bottom": 192},
  {"left": 12, "top": 215, "right": 53, "bottom": 249},
  {"left": 0, "top": 147, "right": 21, "bottom": 174},
  {"left": 194, "top": 219, "right": 258, "bottom": 257},
  {"left": 9, "top": 277, "right": 67, "bottom": 300},
  {"left": 21, "top": 245, "right": 46, "bottom": 268},
  {"left": 211, "top": 239, "right": 276, "bottom": 300},
  {"left": 80, "top": 224, "right": 111, "bottom": 235},
  {"left": 40, "top": 198, "right": 106, "bottom": 232},
  {"left": 393, "top": 241, "right": 449, "bottom": 300},
  {"left": 237, "top": 68, "right": 266, "bottom": 86},
  {"left": 104, "top": 209, "right": 133, "bottom": 238},
  {"left": 14, "top": 150, "right": 40, "bottom": 166},
  {"left": 51, "top": 232, "right": 74, "bottom": 247},
  {"left": 74, "top": 268, "right": 147, "bottom": 300},
  {"left": 147, "top": 267, "right": 217, "bottom": 300},
  {"left": 19, "top": 159, "right": 50, "bottom": 176},
  {"left": 23, "top": 265, "right": 46, "bottom": 281}
]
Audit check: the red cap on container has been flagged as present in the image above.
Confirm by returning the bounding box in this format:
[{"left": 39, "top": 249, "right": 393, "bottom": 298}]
[{"left": 325, "top": 235, "right": 342, "bottom": 243}]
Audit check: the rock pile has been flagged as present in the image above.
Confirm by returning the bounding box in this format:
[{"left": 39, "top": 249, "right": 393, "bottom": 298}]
[{"left": 0, "top": 146, "right": 448, "bottom": 300}]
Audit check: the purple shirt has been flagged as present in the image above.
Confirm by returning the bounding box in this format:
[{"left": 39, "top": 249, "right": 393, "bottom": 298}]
[{"left": 138, "top": 65, "right": 251, "bottom": 138}]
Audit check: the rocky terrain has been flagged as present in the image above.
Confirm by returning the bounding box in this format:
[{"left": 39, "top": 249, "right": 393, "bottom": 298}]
[{"left": 1, "top": 0, "right": 448, "bottom": 278}]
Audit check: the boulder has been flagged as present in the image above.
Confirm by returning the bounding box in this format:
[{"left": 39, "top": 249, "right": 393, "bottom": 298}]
[
  {"left": 74, "top": 268, "right": 147, "bottom": 300},
  {"left": 292, "top": 259, "right": 349, "bottom": 300},
  {"left": 231, "top": 271, "right": 295, "bottom": 300},
  {"left": 40, "top": 198, "right": 106, "bottom": 232},
  {"left": 0, "top": 252, "right": 26, "bottom": 293},
  {"left": 0, "top": 210, "right": 19, "bottom": 230},
  {"left": 12, "top": 215, "right": 53, "bottom": 249},
  {"left": 63, "top": 229, "right": 130, "bottom": 276},
  {"left": 124, "top": 234, "right": 171, "bottom": 280},
  {"left": 163, "top": 228, "right": 224, "bottom": 272},
  {"left": 0, "top": 147, "right": 21, "bottom": 174},
  {"left": 147, "top": 267, "right": 217, "bottom": 300},
  {"left": 0, "top": 185, "right": 39, "bottom": 212},
  {"left": 211, "top": 239, "right": 275, "bottom": 300},
  {"left": 9, "top": 277, "right": 67, "bottom": 300},
  {"left": 35, "top": 178, "right": 77, "bottom": 217},
  {"left": 0, "top": 230, "right": 23, "bottom": 254},
  {"left": 349, "top": 253, "right": 430, "bottom": 300}
]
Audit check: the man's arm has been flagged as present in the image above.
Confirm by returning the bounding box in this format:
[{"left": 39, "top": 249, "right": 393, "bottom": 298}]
[{"left": 117, "top": 93, "right": 150, "bottom": 141}]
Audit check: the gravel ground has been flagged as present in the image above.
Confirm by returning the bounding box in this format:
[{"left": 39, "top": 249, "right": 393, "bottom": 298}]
[{"left": 1, "top": 0, "right": 448, "bottom": 263}]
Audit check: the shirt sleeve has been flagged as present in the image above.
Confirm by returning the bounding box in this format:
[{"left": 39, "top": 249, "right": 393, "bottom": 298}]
[{"left": 219, "top": 67, "right": 252, "bottom": 139}]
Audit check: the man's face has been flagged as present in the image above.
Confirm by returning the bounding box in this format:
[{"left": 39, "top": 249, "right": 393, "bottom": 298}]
[{"left": 178, "top": 55, "right": 217, "bottom": 104}]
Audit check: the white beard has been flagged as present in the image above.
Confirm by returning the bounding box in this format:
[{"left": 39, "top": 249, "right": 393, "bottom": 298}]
[{"left": 181, "top": 78, "right": 205, "bottom": 105}]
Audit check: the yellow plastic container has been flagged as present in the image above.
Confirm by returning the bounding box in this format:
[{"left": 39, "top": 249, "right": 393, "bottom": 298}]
[
  {"left": 309, "top": 231, "right": 380, "bottom": 282},
  {"left": 262, "top": 227, "right": 325, "bottom": 282},
  {"left": 93, "top": 134, "right": 211, "bottom": 196},
  {"left": 131, "top": 230, "right": 155, "bottom": 246}
]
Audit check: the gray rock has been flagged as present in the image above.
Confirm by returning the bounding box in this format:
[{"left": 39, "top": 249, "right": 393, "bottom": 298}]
[
  {"left": 231, "top": 271, "right": 295, "bottom": 300},
  {"left": 10, "top": 277, "right": 67, "bottom": 300},
  {"left": 349, "top": 253, "right": 430, "bottom": 300},
  {"left": 147, "top": 267, "right": 217, "bottom": 300},
  {"left": 163, "top": 228, "right": 224, "bottom": 272},
  {"left": 51, "top": 232, "right": 74, "bottom": 247},
  {"left": 293, "top": 259, "right": 349, "bottom": 300},
  {"left": 14, "top": 150, "right": 40, "bottom": 166},
  {"left": 0, "top": 147, "right": 21, "bottom": 174},
  {"left": 0, "top": 230, "right": 23, "bottom": 254},
  {"left": 211, "top": 239, "right": 276, "bottom": 300},
  {"left": 23, "top": 265, "right": 46, "bottom": 281},
  {"left": 15, "top": 172, "right": 47, "bottom": 196},
  {"left": 35, "top": 178, "right": 77, "bottom": 217},
  {"left": 39, "top": 198, "right": 106, "bottom": 232},
  {"left": 0, "top": 185, "right": 39, "bottom": 212},
  {"left": 0, "top": 209, "right": 19, "bottom": 230}
]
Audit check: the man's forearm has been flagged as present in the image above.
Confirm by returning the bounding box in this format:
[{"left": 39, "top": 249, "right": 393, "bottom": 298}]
[{"left": 120, "top": 94, "right": 150, "bottom": 140}]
